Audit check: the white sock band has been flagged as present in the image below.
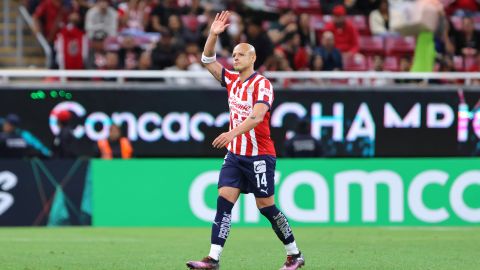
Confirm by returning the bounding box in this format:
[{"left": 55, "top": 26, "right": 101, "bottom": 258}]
[
  {"left": 208, "top": 244, "right": 223, "bottom": 261},
  {"left": 285, "top": 241, "right": 299, "bottom": 255}
]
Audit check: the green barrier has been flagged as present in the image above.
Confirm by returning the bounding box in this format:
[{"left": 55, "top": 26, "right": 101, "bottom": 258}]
[{"left": 92, "top": 158, "right": 480, "bottom": 226}]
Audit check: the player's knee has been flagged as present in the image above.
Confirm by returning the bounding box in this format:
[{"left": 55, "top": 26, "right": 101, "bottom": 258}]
[
  {"left": 255, "top": 196, "right": 275, "bottom": 209},
  {"left": 218, "top": 187, "right": 240, "bottom": 203}
]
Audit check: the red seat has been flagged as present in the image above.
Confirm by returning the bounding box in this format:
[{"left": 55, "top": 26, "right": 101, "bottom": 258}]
[
  {"left": 291, "top": 0, "right": 322, "bottom": 14},
  {"left": 359, "top": 36, "right": 384, "bottom": 56},
  {"left": 367, "top": 56, "right": 399, "bottom": 71},
  {"left": 383, "top": 56, "right": 399, "bottom": 71},
  {"left": 265, "top": 0, "right": 290, "bottom": 9},
  {"left": 465, "top": 56, "right": 476, "bottom": 70},
  {"left": 453, "top": 55, "right": 464, "bottom": 71},
  {"left": 347, "top": 15, "right": 368, "bottom": 35},
  {"left": 310, "top": 15, "right": 332, "bottom": 30},
  {"left": 385, "top": 36, "right": 416, "bottom": 57},
  {"left": 343, "top": 54, "right": 368, "bottom": 71}
]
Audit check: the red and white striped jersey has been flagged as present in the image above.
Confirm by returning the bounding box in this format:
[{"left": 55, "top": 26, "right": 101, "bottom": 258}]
[{"left": 222, "top": 68, "right": 276, "bottom": 157}]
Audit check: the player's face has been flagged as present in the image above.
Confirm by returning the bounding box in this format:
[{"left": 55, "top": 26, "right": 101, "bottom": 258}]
[{"left": 232, "top": 48, "right": 255, "bottom": 72}]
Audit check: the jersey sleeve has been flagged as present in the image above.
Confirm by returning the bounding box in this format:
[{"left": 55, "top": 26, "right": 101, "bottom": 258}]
[
  {"left": 254, "top": 78, "right": 274, "bottom": 110},
  {"left": 221, "top": 68, "right": 238, "bottom": 88}
]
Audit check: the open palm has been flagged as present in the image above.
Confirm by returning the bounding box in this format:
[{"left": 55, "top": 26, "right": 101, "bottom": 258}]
[{"left": 210, "top": 11, "right": 230, "bottom": 35}]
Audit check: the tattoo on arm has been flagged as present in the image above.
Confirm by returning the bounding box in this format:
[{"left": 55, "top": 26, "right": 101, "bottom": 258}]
[{"left": 250, "top": 116, "right": 256, "bottom": 120}]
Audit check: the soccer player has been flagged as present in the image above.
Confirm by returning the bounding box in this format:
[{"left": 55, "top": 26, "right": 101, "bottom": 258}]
[{"left": 186, "top": 11, "right": 305, "bottom": 270}]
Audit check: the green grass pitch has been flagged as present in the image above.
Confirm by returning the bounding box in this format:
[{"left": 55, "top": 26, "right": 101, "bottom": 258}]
[{"left": 0, "top": 227, "right": 479, "bottom": 269}]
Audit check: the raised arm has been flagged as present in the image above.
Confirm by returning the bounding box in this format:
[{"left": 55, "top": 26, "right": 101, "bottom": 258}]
[{"left": 202, "top": 11, "right": 230, "bottom": 83}]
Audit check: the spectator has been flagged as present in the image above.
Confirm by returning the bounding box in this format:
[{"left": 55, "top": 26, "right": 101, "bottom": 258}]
[
  {"left": 267, "top": 9, "right": 297, "bottom": 46},
  {"left": 55, "top": 13, "right": 88, "bottom": 70},
  {"left": 85, "top": 0, "right": 118, "bottom": 39},
  {"left": 117, "top": 36, "right": 144, "bottom": 70},
  {"left": 72, "top": 0, "right": 91, "bottom": 31},
  {"left": 32, "top": 0, "right": 69, "bottom": 68},
  {"left": 370, "top": 55, "right": 392, "bottom": 86},
  {"left": 138, "top": 51, "right": 152, "bottom": 70},
  {"left": 399, "top": 56, "right": 412, "bottom": 72},
  {"left": 118, "top": 0, "right": 149, "bottom": 32},
  {"left": 86, "top": 31, "right": 108, "bottom": 69},
  {"left": 151, "top": 31, "right": 178, "bottom": 69},
  {"left": 395, "top": 56, "right": 414, "bottom": 83},
  {"left": 369, "top": 0, "right": 391, "bottom": 35},
  {"left": 261, "top": 54, "right": 292, "bottom": 72},
  {"left": 313, "top": 31, "right": 343, "bottom": 71},
  {"left": 167, "top": 14, "right": 199, "bottom": 49},
  {"left": 284, "top": 117, "right": 323, "bottom": 158},
  {"left": 148, "top": 0, "right": 178, "bottom": 33},
  {"left": 346, "top": 0, "right": 380, "bottom": 16},
  {"left": 453, "top": 16, "right": 480, "bottom": 56},
  {"left": 274, "top": 32, "right": 309, "bottom": 71},
  {"left": 435, "top": 15, "right": 456, "bottom": 56},
  {"left": 325, "top": 5, "right": 360, "bottom": 54},
  {"left": 105, "top": 51, "right": 120, "bottom": 70},
  {"left": 431, "top": 55, "right": 459, "bottom": 84},
  {"left": 297, "top": 13, "right": 317, "bottom": 49},
  {"left": 310, "top": 54, "right": 324, "bottom": 71},
  {"left": 320, "top": 0, "right": 343, "bottom": 14},
  {"left": 165, "top": 52, "right": 193, "bottom": 85},
  {"left": 96, "top": 125, "right": 133, "bottom": 159},
  {"left": 180, "top": 0, "right": 204, "bottom": 16},
  {"left": 0, "top": 114, "right": 29, "bottom": 158},
  {"left": 52, "top": 110, "right": 78, "bottom": 158},
  {"left": 224, "top": 11, "right": 244, "bottom": 46},
  {"left": 308, "top": 54, "right": 326, "bottom": 85},
  {"left": 245, "top": 18, "right": 274, "bottom": 69},
  {"left": 165, "top": 50, "right": 214, "bottom": 86},
  {"left": 32, "top": 0, "right": 68, "bottom": 43},
  {"left": 0, "top": 114, "right": 52, "bottom": 158},
  {"left": 185, "top": 42, "right": 201, "bottom": 64},
  {"left": 445, "top": 0, "right": 479, "bottom": 16},
  {"left": 372, "top": 55, "right": 384, "bottom": 72}
]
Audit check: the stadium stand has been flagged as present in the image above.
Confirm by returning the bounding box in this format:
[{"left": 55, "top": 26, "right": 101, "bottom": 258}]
[{"left": 0, "top": 0, "right": 478, "bottom": 85}]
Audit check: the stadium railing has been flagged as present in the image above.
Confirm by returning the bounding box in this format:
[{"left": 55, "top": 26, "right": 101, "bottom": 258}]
[
  {"left": 1, "top": 70, "right": 480, "bottom": 88},
  {"left": 17, "top": 6, "right": 52, "bottom": 68}
]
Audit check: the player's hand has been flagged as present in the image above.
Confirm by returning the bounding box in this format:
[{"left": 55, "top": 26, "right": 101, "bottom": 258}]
[
  {"left": 210, "top": 11, "right": 230, "bottom": 36},
  {"left": 212, "top": 131, "right": 235, "bottom": 149}
]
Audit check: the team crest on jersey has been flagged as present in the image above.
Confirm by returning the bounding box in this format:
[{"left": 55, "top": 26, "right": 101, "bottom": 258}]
[
  {"left": 259, "top": 87, "right": 272, "bottom": 95},
  {"left": 253, "top": 160, "right": 266, "bottom": 173}
]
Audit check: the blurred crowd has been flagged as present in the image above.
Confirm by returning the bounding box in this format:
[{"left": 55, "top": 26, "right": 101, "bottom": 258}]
[{"left": 25, "top": 0, "right": 480, "bottom": 80}]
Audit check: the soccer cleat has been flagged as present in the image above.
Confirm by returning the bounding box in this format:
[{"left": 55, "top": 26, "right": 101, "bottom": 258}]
[
  {"left": 279, "top": 252, "right": 305, "bottom": 270},
  {"left": 186, "top": 256, "right": 220, "bottom": 269}
]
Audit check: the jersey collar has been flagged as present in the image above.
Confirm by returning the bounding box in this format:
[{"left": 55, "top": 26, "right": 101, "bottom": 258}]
[{"left": 241, "top": 72, "right": 257, "bottom": 84}]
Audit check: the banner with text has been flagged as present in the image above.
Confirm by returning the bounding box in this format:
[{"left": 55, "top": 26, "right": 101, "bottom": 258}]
[
  {"left": 1, "top": 88, "right": 480, "bottom": 157},
  {"left": 91, "top": 158, "right": 480, "bottom": 226}
]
